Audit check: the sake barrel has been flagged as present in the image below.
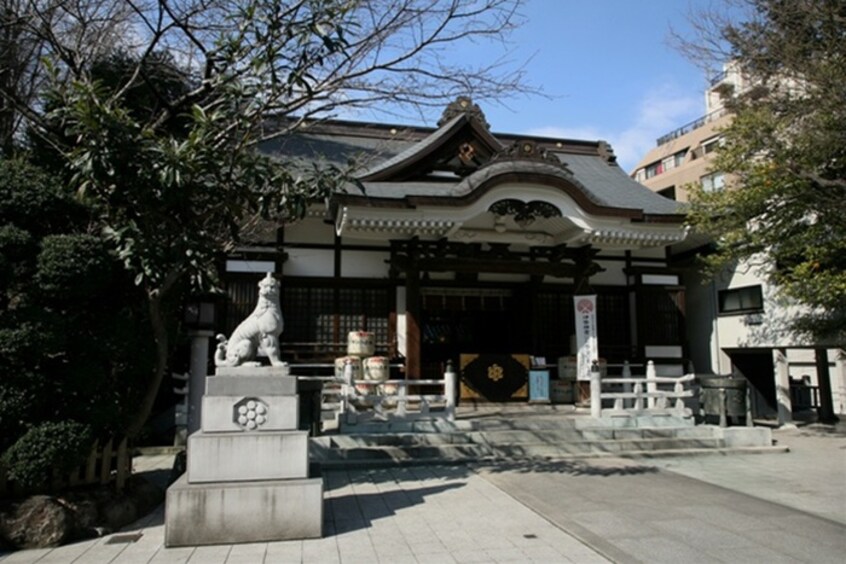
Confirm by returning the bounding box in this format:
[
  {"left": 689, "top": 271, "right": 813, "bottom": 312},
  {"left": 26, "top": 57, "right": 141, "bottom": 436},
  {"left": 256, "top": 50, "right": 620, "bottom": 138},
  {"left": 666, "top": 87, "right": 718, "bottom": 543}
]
[
  {"left": 334, "top": 356, "right": 363, "bottom": 381},
  {"left": 347, "top": 331, "right": 375, "bottom": 357},
  {"left": 363, "top": 356, "right": 390, "bottom": 381}
]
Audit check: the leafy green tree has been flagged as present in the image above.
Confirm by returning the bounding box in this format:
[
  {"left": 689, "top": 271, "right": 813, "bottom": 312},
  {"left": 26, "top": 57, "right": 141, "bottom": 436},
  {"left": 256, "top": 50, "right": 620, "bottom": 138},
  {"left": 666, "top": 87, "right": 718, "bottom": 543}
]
[
  {"left": 679, "top": 0, "right": 846, "bottom": 343},
  {"left": 2, "top": 0, "right": 533, "bottom": 435},
  {"left": 0, "top": 158, "right": 154, "bottom": 487}
]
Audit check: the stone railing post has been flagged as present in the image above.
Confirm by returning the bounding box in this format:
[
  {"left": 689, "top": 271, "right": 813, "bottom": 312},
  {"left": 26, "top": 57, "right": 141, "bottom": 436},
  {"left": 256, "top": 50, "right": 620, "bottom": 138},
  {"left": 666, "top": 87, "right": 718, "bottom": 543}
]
[
  {"left": 445, "top": 360, "right": 457, "bottom": 422},
  {"left": 646, "top": 360, "right": 657, "bottom": 409},
  {"left": 396, "top": 382, "right": 408, "bottom": 417},
  {"left": 343, "top": 359, "right": 357, "bottom": 424},
  {"left": 634, "top": 381, "right": 643, "bottom": 411},
  {"left": 674, "top": 379, "right": 685, "bottom": 414},
  {"left": 622, "top": 361, "right": 633, "bottom": 409},
  {"left": 590, "top": 360, "right": 602, "bottom": 418}
]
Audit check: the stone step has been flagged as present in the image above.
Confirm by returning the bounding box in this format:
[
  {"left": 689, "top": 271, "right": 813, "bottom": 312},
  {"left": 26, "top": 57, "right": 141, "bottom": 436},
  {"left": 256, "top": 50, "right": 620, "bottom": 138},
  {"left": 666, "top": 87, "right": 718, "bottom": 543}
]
[
  {"left": 309, "top": 439, "right": 788, "bottom": 469},
  {"left": 488, "top": 437, "right": 726, "bottom": 456},
  {"left": 310, "top": 436, "right": 730, "bottom": 464},
  {"left": 318, "top": 432, "right": 477, "bottom": 448},
  {"left": 311, "top": 415, "right": 778, "bottom": 469},
  {"left": 339, "top": 414, "right": 696, "bottom": 434},
  {"left": 321, "top": 425, "right": 717, "bottom": 447}
]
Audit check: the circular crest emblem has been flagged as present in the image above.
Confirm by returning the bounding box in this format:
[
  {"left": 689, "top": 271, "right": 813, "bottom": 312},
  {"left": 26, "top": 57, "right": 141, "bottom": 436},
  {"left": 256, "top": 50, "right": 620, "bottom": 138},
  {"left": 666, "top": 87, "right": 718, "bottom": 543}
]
[{"left": 576, "top": 299, "right": 594, "bottom": 314}]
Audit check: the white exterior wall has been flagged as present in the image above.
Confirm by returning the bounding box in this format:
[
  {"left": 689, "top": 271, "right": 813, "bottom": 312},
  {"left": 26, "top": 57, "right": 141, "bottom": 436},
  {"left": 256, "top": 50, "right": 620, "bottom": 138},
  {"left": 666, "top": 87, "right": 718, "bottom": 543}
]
[
  {"left": 284, "top": 217, "right": 333, "bottom": 244},
  {"left": 282, "top": 248, "right": 334, "bottom": 277},
  {"left": 685, "top": 258, "right": 844, "bottom": 416},
  {"left": 590, "top": 261, "right": 627, "bottom": 286},
  {"left": 714, "top": 259, "right": 816, "bottom": 350},
  {"left": 340, "top": 250, "right": 391, "bottom": 278}
]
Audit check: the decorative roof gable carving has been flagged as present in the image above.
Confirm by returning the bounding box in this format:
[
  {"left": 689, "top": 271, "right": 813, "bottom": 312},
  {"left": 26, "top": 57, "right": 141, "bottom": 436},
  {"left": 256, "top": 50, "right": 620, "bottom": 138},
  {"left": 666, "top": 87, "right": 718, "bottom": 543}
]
[
  {"left": 437, "top": 96, "right": 491, "bottom": 129},
  {"left": 359, "top": 102, "right": 501, "bottom": 182},
  {"left": 487, "top": 139, "right": 572, "bottom": 172}
]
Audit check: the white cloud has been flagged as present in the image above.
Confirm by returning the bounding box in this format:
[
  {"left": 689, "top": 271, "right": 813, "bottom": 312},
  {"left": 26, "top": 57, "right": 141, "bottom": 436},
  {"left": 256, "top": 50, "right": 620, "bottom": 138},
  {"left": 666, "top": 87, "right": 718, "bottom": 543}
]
[{"left": 527, "top": 84, "right": 702, "bottom": 173}]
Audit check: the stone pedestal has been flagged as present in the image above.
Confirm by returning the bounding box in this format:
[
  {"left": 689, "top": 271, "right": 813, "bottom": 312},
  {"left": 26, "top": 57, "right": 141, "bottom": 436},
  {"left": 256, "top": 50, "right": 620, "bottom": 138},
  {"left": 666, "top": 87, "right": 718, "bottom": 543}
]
[{"left": 165, "top": 365, "right": 323, "bottom": 546}]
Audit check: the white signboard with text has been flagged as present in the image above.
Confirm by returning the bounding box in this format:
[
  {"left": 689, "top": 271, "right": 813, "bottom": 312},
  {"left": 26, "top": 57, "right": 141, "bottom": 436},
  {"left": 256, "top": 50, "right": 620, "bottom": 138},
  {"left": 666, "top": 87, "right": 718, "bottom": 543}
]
[{"left": 574, "top": 295, "right": 598, "bottom": 382}]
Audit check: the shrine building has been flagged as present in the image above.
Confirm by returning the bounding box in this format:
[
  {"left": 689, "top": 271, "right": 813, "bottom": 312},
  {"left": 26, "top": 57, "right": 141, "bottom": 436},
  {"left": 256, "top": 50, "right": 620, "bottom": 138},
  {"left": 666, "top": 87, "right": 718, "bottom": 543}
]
[{"left": 220, "top": 99, "right": 692, "bottom": 398}]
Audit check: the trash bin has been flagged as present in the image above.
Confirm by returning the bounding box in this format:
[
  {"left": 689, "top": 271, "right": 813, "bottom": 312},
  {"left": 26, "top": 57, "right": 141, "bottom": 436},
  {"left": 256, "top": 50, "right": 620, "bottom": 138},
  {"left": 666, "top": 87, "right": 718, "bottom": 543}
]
[{"left": 697, "top": 374, "right": 749, "bottom": 427}]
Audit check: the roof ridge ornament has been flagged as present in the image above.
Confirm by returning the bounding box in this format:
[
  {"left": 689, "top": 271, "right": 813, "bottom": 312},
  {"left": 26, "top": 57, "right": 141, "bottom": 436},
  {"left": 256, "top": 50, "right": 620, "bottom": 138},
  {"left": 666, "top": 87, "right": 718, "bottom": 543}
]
[
  {"left": 489, "top": 139, "right": 572, "bottom": 172},
  {"left": 437, "top": 96, "right": 491, "bottom": 129},
  {"left": 597, "top": 140, "right": 618, "bottom": 165}
]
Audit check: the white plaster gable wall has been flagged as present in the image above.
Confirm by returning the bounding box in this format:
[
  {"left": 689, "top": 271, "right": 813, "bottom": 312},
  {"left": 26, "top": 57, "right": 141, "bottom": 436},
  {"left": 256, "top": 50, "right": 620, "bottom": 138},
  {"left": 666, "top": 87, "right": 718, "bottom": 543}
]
[
  {"left": 282, "top": 248, "right": 334, "bottom": 277},
  {"left": 340, "top": 250, "right": 391, "bottom": 278},
  {"left": 283, "top": 216, "right": 333, "bottom": 244}
]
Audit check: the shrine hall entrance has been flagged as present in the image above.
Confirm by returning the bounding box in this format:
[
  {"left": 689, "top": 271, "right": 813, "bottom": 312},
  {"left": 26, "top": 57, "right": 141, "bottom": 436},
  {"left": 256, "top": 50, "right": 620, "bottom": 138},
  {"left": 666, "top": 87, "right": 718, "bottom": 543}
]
[{"left": 420, "top": 287, "right": 531, "bottom": 380}]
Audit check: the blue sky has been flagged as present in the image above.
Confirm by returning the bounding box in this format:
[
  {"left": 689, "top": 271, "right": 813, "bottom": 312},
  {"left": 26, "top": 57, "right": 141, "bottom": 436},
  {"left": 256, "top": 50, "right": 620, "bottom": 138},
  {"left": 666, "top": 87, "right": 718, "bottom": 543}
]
[
  {"left": 357, "top": 0, "right": 719, "bottom": 173},
  {"left": 484, "top": 0, "right": 716, "bottom": 172}
]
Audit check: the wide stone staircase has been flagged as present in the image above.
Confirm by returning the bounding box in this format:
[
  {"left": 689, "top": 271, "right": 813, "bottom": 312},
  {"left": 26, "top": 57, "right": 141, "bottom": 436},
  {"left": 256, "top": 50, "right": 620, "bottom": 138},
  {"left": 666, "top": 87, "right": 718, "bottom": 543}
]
[{"left": 309, "top": 406, "right": 786, "bottom": 468}]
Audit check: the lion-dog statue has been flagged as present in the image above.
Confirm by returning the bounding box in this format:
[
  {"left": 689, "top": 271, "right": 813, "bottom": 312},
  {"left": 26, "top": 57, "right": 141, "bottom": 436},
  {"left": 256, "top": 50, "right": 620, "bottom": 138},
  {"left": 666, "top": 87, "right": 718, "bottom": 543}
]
[{"left": 215, "top": 273, "right": 285, "bottom": 367}]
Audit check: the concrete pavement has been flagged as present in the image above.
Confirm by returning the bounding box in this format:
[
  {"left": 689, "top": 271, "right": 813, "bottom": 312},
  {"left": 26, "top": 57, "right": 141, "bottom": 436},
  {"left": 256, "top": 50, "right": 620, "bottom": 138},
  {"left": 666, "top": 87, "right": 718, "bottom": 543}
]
[{"left": 1, "top": 424, "right": 844, "bottom": 563}]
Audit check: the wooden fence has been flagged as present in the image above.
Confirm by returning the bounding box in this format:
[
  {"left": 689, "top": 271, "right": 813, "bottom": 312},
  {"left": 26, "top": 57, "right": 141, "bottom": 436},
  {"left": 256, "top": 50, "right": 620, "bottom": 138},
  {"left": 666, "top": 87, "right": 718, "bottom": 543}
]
[{"left": 0, "top": 437, "right": 131, "bottom": 498}]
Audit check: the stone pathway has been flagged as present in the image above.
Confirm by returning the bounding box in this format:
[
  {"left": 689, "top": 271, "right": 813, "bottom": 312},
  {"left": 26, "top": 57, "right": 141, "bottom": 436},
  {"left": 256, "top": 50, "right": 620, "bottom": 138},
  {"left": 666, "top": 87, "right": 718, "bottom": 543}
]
[
  {"left": 0, "top": 465, "right": 606, "bottom": 564},
  {"left": 2, "top": 423, "right": 844, "bottom": 563}
]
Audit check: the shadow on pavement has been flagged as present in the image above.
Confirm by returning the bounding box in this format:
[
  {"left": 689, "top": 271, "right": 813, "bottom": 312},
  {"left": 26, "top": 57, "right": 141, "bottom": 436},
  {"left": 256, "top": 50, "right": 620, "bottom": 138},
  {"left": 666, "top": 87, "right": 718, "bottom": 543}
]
[
  {"left": 326, "top": 482, "right": 465, "bottom": 534},
  {"left": 474, "top": 458, "right": 660, "bottom": 476}
]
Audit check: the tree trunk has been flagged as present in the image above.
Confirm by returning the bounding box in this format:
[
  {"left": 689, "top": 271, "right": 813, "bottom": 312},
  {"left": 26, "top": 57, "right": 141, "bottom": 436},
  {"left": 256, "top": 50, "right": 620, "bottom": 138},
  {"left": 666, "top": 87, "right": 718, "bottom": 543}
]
[{"left": 126, "top": 293, "right": 170, "bottom": 437}]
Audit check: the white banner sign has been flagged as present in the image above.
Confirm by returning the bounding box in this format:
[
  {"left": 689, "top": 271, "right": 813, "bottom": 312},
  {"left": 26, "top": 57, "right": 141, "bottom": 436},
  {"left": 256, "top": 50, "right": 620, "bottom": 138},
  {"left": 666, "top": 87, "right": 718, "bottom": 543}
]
[{"left": 573, "top": 295, "right": 598, "bottom": 382}]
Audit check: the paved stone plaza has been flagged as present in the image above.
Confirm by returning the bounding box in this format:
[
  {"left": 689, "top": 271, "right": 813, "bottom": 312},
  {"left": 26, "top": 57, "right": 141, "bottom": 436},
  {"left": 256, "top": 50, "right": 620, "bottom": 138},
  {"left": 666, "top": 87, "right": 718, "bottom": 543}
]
[{"left": 1, "top": 425, "right": 844, "bottom": 563}]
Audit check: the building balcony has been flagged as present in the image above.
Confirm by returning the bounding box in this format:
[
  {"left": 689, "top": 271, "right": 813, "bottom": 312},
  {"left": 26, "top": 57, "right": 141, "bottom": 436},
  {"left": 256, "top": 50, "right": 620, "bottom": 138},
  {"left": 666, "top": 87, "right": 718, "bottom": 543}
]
[{"left": 655, "top": 108, "right": 728, "bottom": 147}]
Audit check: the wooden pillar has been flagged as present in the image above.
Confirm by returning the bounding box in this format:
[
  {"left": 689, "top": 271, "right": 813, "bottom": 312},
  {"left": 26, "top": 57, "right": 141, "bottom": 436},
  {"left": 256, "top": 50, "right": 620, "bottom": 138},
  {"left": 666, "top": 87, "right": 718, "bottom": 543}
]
[
  {"left": 405, "top": 265, "right": 421, "bottom": 379},
  {"left": 773, "top": 347, "right": 793, "bottom": 427},
  {"left": 815, "top": 348, "right": 837, "bottom": 423}
]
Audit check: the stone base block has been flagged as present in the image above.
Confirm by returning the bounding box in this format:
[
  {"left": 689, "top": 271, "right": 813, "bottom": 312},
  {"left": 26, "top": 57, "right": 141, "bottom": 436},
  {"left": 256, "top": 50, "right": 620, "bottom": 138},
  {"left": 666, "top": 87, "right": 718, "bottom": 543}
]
[
  {"left": 202, "top": 395, "right": 298, "bottom": 433},
  {"left": 188, "top": 431, "right": 308, "bottom": 482},
  {"left": 215, "top": 365, "right": 290, "bottom": 378},
  {"left": 206, "top": 374, "right": 297, "bottom": 396},
  {"left": 165, "top": 474, "right": 323, "bottom": 547},
  {"left": 715, "top": 426, "right": 773, "bottom": 447}
]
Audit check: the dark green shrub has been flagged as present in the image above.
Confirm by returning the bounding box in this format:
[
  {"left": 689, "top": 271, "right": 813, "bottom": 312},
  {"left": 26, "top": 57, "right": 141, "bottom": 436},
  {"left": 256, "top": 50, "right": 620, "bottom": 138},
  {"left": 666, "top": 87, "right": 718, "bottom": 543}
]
[
  {"left": 36, "top": 234, "right": 114, "bottom": 301},
  {"left": 0, "top": 159, "right": 155, "bottom": 489},
  {"left": 2, "top": 421, "right": 93, "bottom": 488}
]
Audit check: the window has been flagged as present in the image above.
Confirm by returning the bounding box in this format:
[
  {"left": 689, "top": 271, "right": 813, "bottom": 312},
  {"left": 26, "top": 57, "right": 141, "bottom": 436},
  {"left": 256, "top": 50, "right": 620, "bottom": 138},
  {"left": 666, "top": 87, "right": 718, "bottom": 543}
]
[
  {"left": 661, "top": 149, "right": 687, "bottom": 172},
  {"left": 702, "top": 136, "right": 722, "bottom": 155},
  {"left": 281, "top": 284, "right": 392, "bottom": 354},
  {"left": 634, "top": 168, "right": 646, "bottom": 182},
  {"left": 645, "top": 161, "right": 663, "bottom": 179},
  {"left": 700, "top": 172, "right": 725, "bottom": 192},
  {"left": 718, "top": 285, "right": 764, "bottom": 315},
  {"left": 658, "top": 186, "right": 676, "bottom": 200}
]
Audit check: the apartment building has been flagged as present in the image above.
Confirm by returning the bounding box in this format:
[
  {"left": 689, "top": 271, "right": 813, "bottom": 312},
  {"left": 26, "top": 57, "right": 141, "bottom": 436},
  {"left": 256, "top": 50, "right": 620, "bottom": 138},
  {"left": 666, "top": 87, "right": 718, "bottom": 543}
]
[{"left": 631, "top": 64, "right": 845, "bottom": 425}]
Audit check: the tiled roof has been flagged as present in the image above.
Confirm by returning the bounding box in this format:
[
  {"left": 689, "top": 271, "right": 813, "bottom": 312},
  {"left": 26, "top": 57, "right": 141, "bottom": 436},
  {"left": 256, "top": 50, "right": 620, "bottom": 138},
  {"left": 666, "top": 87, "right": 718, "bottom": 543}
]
[{"left": 261, "top": 117, "right": 683, "bottom": 218}]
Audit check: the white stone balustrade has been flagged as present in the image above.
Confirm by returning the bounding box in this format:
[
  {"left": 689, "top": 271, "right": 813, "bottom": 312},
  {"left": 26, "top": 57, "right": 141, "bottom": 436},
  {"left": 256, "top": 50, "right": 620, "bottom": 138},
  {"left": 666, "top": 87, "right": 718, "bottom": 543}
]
[
  {"left": 594, "top": 360, "right": 695, "bottom": 418},
  {"left": 341, "top": 360, "right": 456, "bottom": 424}
]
